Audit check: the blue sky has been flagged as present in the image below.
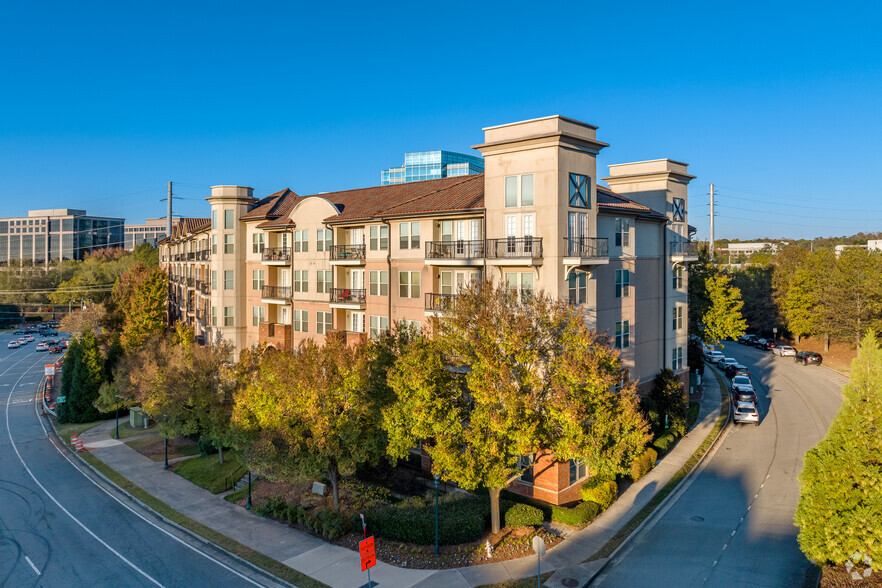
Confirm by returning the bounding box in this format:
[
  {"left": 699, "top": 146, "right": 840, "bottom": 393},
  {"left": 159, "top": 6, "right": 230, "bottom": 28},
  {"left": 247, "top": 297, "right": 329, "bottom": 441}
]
[{"left": 1, "top": 1, "right": 880, "bottom": 241}]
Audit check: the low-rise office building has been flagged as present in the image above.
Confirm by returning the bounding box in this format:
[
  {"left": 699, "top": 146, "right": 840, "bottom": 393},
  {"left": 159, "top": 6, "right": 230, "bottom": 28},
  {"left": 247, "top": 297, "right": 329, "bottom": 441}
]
[
  {"left": 0, "top": 209, "right": 125, "bottom": 264},
  {"left": 125, "top": 218, "right": 174, "bottom": 250},
  {"left": 159, "top": 115, "right": 699, "bottom": 504}
]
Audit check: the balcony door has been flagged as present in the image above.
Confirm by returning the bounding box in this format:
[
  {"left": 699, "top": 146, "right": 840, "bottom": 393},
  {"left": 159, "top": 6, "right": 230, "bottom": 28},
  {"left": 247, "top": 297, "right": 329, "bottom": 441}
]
[
  {"left": 347, "top": 228, "right": 364, "bottom": 246},
  {"left": 568, "top": 212, "right": 587, "bottom": 256},
  {"left": 350, "top": 269, "right": 365, "bottom": 290},
  {"left": 278, "top": 268, "right": 290, "bottom": 287},
  {"left": 348, "top": 311, "right": 365, "bottom": 333}
]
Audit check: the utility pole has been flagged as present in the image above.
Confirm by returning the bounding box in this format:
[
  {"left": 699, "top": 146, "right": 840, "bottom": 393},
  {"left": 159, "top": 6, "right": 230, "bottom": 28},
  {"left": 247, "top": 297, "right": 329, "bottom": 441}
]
[
  {"left": 709, "top": 183, "right": 715, "bottom": 259},
  {"left": 167, "top": 181, "right": 173, "bottom": 237}
]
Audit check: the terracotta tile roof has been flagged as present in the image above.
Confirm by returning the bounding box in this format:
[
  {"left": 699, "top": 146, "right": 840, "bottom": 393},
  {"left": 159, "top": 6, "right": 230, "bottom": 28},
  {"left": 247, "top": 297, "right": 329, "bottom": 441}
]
[
  {"left": 240, "top": 188, "right": 299, "bottom": 220},
  {"left": 158, "top": 217, "right": 210, "bottom": 244},
  {"left": 597, "top": 186, "right": 666, "bottom": 220}
]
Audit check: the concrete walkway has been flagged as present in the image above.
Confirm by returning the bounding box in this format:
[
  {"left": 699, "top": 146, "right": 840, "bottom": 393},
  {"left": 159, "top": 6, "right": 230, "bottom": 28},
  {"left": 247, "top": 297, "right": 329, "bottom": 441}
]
[{"left": 75, "top": 373, "right": 724, "bottom": 588}]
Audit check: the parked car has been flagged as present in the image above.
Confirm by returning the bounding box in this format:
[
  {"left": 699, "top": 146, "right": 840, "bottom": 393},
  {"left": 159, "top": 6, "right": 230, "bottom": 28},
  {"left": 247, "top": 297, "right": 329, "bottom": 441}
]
[
  {"left": 34, "top": 342, "right": 48, "bottom": 352},
  {"left": 7, "top": 341, "right": 19, "bottom": 349},
  {"left": 719, "top": 357, "right": 739, "bottom": 370},
  {"left": 731, "top": 375, "right": 754, "bottom": 393},
  {"left": 738, "top": 334, "right": 758, "bottom": 345},
  {"left": 774, "top": 345, "right": 797, "bottom": 357},
  {"left": 705, "top": 350, "right": 725, "bottom": 364},
  {"left": 734, "top": 401, "right": 760, "bottom": 426},
  {"left": 725, "top": 363, "right": 751, "bottom": 378},
  {"left": 733, "top": 388, "right": 758, "bottom": 405},
  {"left": 794, "top": 351, "right": 823, "bottom": 366}
]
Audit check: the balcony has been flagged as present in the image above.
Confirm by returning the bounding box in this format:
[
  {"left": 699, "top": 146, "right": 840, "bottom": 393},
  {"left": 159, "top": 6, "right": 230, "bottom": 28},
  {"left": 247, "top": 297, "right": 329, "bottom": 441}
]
[
  {"left": 197, "top": 249, "right": 210, "bottom": 261},
  {"left": 259, "top": 322, "right": 292, "bottom": 348},
  {"left": 186, "top": 277, "right": 195, "bottom": 288},
  {"left": 425, "top": 240, "right": 485, "bottom": 266},
  {"left": 330, "top": 244, "right": 366, "bottom": 265},
  {"left": 485, "top": 237, "right": 543, "bottom": 266},
  {"left": 425, "top": 292, "right": 457, "bottom": 316},
  {"left": 262, "top": 247, "right": 291, "bottom": 265},
  {"left": 670, "top": 240, "right": 700, "bottom": 263},
  {"left": 327, "top": 330, "right": 367, "bottom": 346},
  {"left": 563, "top": 237, "right": 609, "bottom": 278},
  {"left": 329, "top": 288, "right": 366, "bottom": 309},
  {"left": 261, "top": 285, "right": 292, "bottom": 303}
]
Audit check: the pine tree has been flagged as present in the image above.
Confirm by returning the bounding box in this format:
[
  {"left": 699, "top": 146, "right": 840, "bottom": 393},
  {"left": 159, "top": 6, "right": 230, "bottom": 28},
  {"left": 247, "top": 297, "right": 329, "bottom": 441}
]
[
  {"left": 58, "top": 337, "right": 82, "bottom": 423},
  {"left": 65, "top": 328, "right": 105, "bottom": 423},
  {"left": 795, "top": 332, "right": 882, "bottom": 570}
]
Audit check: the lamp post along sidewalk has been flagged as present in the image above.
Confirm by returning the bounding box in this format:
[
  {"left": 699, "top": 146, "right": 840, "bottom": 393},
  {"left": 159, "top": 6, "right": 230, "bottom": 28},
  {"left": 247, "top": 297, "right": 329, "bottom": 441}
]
[{"left": 433, "top": 473, "right": 441, "bottom": 556}]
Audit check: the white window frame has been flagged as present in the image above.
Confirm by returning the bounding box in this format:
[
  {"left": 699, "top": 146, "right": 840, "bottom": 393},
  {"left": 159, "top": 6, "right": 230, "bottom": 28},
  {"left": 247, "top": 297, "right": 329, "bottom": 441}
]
[
  {"left": 252, "top": 233, "right": 265, "bottom": 254},
  {"left": 293, "top": 269, "right": 308, "bottom": 293},
  {"left": 615, "top": 320, "right": 630, "bottom": 349},
  {"left": 252, "top": 269, "right": 265, "bottom": 290},
  {"left": 317, "top": 311, "right": 332, "bottom": 335},
  {"left": 294, "top": 230, "right": 309, "bottom": 253},
  {"left": 369, "top": 315, "right": 389, "bottom": 340},
  {"left": 399, "top": 271, "right": 420, "bottom": 299},
  {"left": 370, "top": 270, "right": 389, "bottom": 296},
  {"left": 615, "top": 269, "right": 631, "bottom": 298},
  {"left": 504, "top": 174, "right": 534, "bottom": 208},
  {"left": 252, "top": 306, "right": 265, "bottom": 327},
  {"left": 293, "top": 309, "right": 309, "bottom": 333}
]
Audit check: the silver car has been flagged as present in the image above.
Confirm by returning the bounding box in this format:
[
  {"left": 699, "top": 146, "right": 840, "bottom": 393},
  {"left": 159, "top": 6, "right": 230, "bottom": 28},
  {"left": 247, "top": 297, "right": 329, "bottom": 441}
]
[{"left": 734, "top": 401, "right": 759, "bottom": 426}]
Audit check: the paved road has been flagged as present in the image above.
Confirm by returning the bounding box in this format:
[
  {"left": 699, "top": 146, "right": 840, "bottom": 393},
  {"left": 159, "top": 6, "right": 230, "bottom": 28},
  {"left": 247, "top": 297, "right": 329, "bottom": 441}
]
[
  {"left": 0, "top": 331, "right": 282, "bottom": 587},
  {"left": 592, "top": 343, "right": 845, "bottom": 587}
]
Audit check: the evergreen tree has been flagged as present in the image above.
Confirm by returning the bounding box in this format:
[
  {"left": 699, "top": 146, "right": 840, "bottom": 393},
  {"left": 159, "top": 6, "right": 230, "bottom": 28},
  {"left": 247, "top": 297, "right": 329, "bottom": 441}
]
[
  {"left": 58, "top": 337, "right": 82, "bottom": 423},
  {"left": 795, "top": 332, "right": 882, "bottom": 571},
  {"left": 649, "top": 368, "right": 689, "bottom": 436},
  {"left": 62, "top": 328, "right": 105, "bottom": 423}
]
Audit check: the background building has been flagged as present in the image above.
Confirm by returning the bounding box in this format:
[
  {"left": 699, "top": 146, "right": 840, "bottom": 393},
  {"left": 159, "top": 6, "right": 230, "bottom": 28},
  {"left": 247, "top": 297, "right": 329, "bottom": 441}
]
[
  {"left": 0, "top": 209, "right": 125, "bottom": 264},
  {"left": 381, "top": 150, "right": 484, "bottom": 185},
  {"left": 125, "top": 218, "right": 174, "bottom": 250}
]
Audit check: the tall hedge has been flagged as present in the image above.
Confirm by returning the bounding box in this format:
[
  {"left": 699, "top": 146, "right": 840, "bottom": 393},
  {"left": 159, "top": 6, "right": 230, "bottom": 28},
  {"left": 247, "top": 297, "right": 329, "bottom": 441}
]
[
  {"left": 794, "top": 333, "right": 882, "bottom": 570},
  {"left": 360, "top": 496, "right": 490, "bottom": 545}
]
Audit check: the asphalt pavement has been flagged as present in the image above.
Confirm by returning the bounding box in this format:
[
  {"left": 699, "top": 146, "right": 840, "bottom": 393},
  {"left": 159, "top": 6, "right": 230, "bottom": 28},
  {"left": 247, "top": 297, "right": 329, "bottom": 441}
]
[
  {"left": 0, "top": 330, "right": 285, "bottom": 588},
  {"left": 591, "top": 343, "right": 845, "bottom": 587}
]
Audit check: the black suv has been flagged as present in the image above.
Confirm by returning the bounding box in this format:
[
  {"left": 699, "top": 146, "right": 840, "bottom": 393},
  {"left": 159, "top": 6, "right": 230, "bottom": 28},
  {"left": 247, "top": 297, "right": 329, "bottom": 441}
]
[
  {"left": 794, "top": 351, "right": 822, "bottom": 366},
  {"left": 725, "top": 363, "right": 751, "bottom": 378}
]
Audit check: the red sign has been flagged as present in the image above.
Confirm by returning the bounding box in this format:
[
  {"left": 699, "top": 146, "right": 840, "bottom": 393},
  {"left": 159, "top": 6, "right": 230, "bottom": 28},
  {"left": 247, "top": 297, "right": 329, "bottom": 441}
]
[{"left": 359, "top": 536, "right": 376, "bottom": 572}]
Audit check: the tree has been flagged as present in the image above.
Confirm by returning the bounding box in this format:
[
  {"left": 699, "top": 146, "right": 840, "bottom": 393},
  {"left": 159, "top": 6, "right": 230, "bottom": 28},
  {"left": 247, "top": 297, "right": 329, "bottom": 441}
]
[
  {"left": 384, "top": 281, "right": 649, "bottom": 533},
  {"left": 730, "top": 265, "right": 779, "bottom": 337},
  {"left": 781, "top": 267, "right": 818, "bottom": 343},
  {"left": 823, "top": 249, "right": 882, "bottom": 346},
  {"left": 701, "top": 274, "right": 748, "bottom": 346},
  {"left": 112, "top": 263, "right": 168, "bottom": 351},
  {"left": 59, "top": 303, "right": 109, "bottom": 337},
  {"left": 649, "top": 368, "right": 689, "bottom": 436},
  {"left": 59, "top": 328, "right": 105, "bottom": 423},
  {"left": 688, "top": 247, "right": 716, "bottom": 336},
  {"left": 232, "top": 336, "right": 383, "bottom": 510},
  {"left": 795, "top": 332, "right": 882, "bottom": 570}
]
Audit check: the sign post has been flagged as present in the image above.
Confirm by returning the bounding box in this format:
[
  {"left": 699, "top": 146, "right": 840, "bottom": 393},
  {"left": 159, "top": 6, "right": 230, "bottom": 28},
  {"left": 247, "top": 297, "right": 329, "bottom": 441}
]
[
  {"left": 532, "top": 535, "right": 546, "bottom": 588},
  {"left": 359, "top": 535, "right": 376, "bottom": 588},
  {"left": 57, "top": 396, "right": 66, "bottom": 404}
]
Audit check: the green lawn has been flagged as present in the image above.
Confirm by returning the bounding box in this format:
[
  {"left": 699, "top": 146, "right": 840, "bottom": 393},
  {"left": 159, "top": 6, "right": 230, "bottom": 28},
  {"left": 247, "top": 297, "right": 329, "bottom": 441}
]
[
  {"left": 55, "top": 419, "right": 107, "bottom": 445},
  {"left": 124, "top": 432, "right": 161, "bottom": 451},
  {"left": 113, "top": 421, "right": 156, "bottom": 440},
  {"left": 173, "top": 452, "right": 247, "bottom": 494}
]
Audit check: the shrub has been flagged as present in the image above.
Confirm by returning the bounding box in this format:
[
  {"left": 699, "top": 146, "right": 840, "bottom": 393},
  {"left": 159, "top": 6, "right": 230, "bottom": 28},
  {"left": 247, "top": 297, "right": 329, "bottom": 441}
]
[
  {"left": 580, "top": 476, "right": 618, "bottom": 511},
  {"left": 360, "top": 496, "right": 489, "bottom": 545},
  {"left": 498, "top": 489, "right": 554, "bottom": 520},
  {"left": 629, "top": 448, "right": 658, "bottom": 482},
  {"left": 504, "top": 503, "right": 544, "bottom": 528},
  {"left": 651, "top": 368, "right": 688, "bottom": 437},
  {"left": 653, "top": 431, "right": 679, "bottom": 456},
  {"left": 551, "top": 501, "right": 601, "bottom": 527}
]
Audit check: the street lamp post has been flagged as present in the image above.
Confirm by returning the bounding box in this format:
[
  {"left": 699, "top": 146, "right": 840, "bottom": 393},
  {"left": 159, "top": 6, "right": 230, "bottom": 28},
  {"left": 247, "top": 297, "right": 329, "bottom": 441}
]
[
  {"left": 163, "top": 437, "right": 169, "bottom": 470},
  {"left": 114, "top": 402, "right": 119, "bottom": 439},
  {"left": 246, "top": 470, "right": 252, "bottom": 510},
  {"left": 433, "top": 473, "right": 441, "bottom": 556}
]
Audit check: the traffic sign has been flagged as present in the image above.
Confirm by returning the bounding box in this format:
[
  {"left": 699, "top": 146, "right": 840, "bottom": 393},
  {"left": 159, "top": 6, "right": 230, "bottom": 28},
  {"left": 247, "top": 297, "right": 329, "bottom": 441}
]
[
  {"left": 44, "top": 365, "right": 55, "bottom": 376},
  {"left": 56, "top": 396, "right": 66, "bottom": 404},
  {"left": 532, "top": 535, "right": 546, "bottom": 557},
  {"left": 359, "top": 536, "right": 376, "bottom": 572}
]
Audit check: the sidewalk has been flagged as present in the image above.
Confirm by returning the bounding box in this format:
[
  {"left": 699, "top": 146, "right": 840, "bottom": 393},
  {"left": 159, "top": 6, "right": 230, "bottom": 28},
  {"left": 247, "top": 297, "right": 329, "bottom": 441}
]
[{"left": 76, "top": 374, "right": 724, "bottom": 588}]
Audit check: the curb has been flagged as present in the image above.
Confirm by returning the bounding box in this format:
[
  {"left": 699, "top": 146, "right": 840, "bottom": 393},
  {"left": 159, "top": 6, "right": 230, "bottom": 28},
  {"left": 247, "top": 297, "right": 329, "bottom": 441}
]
[
  {"left": 37, "top": 385, "right": 298, "bottom": 588},
  {"left": 583, "top": 366, "right": 732, "bottom": 586}
]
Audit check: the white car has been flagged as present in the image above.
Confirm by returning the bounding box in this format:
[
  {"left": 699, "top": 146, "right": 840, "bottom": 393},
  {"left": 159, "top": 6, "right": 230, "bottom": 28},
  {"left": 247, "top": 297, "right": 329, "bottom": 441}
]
[
  {"left": 720, "top": 357, "right": 739, "bottom": 369},
  {"left": 35, "top": 342, "right": 48, "bottom": 352},
  {"left": 734, "top": 401, "right": 759, "bottom": 426},
  {"left": 731, "top": 375, "right": 754, "bottom": 393},
  {"left": 705, "top": 350, "right": 725, "bottom": 364},
  {"left": 7, "top": 341, "right": 19, "bottom": 349},
  {"left": 774, "top": 345, "right": 797, "bottom": 357}
]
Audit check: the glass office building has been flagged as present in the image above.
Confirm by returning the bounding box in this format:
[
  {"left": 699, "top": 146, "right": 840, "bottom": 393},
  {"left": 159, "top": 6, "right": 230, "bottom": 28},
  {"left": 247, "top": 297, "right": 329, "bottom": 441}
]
[
  {"left": 381, "top": 151, "right": 484, "bottom": 185},
  {"left": 0, "top": 209, "right": 125, "bottom": 264},
  {"left": 125, "top": 218, "right": 170, "bottom": 250}
]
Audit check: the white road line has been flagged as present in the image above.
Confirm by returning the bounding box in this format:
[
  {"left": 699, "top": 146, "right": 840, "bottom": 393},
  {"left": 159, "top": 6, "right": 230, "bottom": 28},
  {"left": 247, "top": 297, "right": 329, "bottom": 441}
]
[
  {"left": 5, "top": 359, "right": 163, "bottom": 587},
  {"left": 29, "top": 363, "right": 267, "bottom": 586},
  {"left": 24, "top": 555, "right": 40, "bottom": 576}
]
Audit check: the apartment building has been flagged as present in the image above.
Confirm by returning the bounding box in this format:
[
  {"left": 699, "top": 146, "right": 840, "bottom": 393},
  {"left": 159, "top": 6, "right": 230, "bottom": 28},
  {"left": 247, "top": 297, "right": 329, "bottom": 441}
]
[{"left": 159, "top": 115, "right": 698, "bottom": 504}]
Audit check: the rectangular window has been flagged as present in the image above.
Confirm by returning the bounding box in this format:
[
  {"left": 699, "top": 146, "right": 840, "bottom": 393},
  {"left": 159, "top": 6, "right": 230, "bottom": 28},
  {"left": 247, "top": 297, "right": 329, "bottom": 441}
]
[
  {"left": 672, "top": 306, "right": 683, "bottom": 330},
  {"left": 293, "top": 270, "right": 308, "bottom": 293},
  {"left": 223, "top": 306, "right": 234, "bottom": 327},
  {"left": 252, "top": 269, "right": 265, "bottom": 290},
  {"left": 369, "top": 225, "right": 388, "bottom": 251},
  {"left": 568, "top": 271, "right": 587, "bottom": 305},
  {"left": 569, "top": 173, "right": 590, "bottom": 208},
  {"left": 518, "top": 455, "right": 534, "bottom": 483},
  {"left": 211, "top": 235, "right": 217, "bottom": 254},
  {"left": 369, "top": 315, "right": 389, "bottom": 340},
  {"left": 211, "top": 211, "right": 217, "bottom": 230},
  {"left": 316, "top": 229, "right": 332, "bottom": 252},
  {"left": 569, "top": 460, "right": 587, "bottom": 486},
  {"left": 294, "top": 230, "right": 309, "bottom": 252},
  {"left": 672, "top": 347, "right": 684, "bottom": 371},
  {"left": 224, "top": 210, "right": 234, "bottom": 229},
  {"left": 316, "top": 311, "right": 332, "bottom": 335},
  {"left": 505, "top": 272, "right": 534, "bottom": 300},
  {"left": 211, "top": 306, "right": 217, "bottom": 327},
  {"left": 615, "top": 269, "right": 631, "bottom": 298},
  {"left": 350, "top": 311, "right": 365, "bottom": 333},
  {"left": 252, "top": 306, "right": 265, "bottom": 327},
  {"left": 224, "top": 234, "right": 234, "bottom": 254},
  {"left": 399, "top": 271, "right": 420, "bottom": 299},
  {"left": 316, "top": 270, "right": 332, "bottom": 294},
  {"left": 252, "top": 233, "right": 264, "bottom": 254},
  {"left": 615, "top": 320, "right": 630, "bottom": 349},
  {"left": 615, "top": 218, "right": 630, "bottom": 247},
  {"left": 293, "top": 309, "right": 309, "bottom": 332},
  {"left": 224, "top": 270, "right": 234, "bottom": 290},
  {"left": 399, "top": 222, "right": 421, "bottom": 249},
  {"left": 211, "top": 271, "right": 217, "bottom": 291},
  {"left": 504, "top": 174, "right": 534, "bottom": 208},
  {"left": 673, "top": 265, "right": 684, "bottom": 289},
  {"left": 369, "top": 270, "right": 389, "bottom": 296}
]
